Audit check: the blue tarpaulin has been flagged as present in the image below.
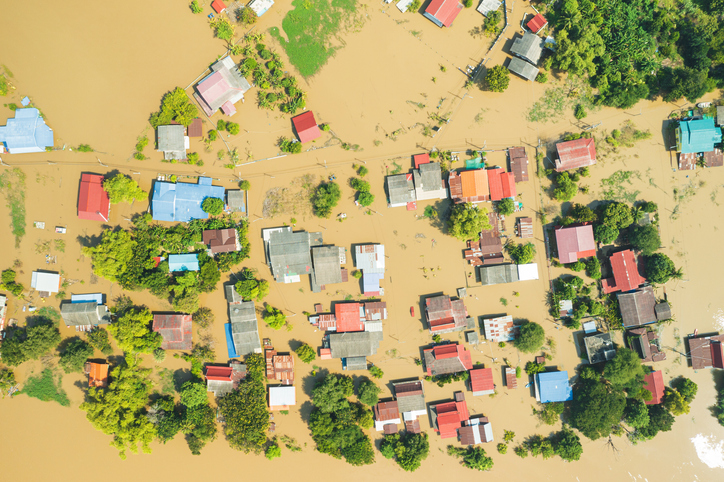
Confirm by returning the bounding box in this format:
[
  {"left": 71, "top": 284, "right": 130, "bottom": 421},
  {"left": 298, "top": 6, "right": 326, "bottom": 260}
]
[
  {"left": 225, "top": 323, "right": 238, "bottom": 358},
  {"left": 21, "top": 97, "right": 30, "bottom": 106}
]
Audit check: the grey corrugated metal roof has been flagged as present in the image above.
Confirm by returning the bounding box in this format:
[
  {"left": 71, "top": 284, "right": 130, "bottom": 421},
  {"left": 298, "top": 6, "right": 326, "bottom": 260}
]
[
  {"left": 584, "top": 332, "right": 616, "bottom": 364},
  {"left": 329, "top": 331, "right": 383, "bottom": 358},
  {"left": 386, "top": 174, "right": 415, "bottom": 205},
  {"left": 227, "top": 190, "right": 246, "bottom": 212},
  {"left": 419, "top": 162, "right": 442, "bottom": 192},
  {"left": 507, "top": 57, "right": 540, "bottom": 81},
  {"left": 225, "top": 284, "right": 244, "bottom": 303},
  {"left": 60, "top": 302, "right": 111, "bottom": 326},
  {"left": 618, "top": 286, "right": 657, "bottom": 327},
  {"left": 423, "top": 351, "right": 467, "bottom": 376},
  {"left": 510, "top": 32, "right": 544, "bottom": 64},
  {"left": 229, "top": 300, "right": 261, "bottom": 356},
  {"left": 311, "top": 246, "right": 343, "bottom": 289},
  {"left": 157, "top": 125, "right": 185, "bottom": 152},
  {"left": 207, "top": 379, "right": 234, "bottom": 397},
  {"left": 479, "top": 264, "right": 519, "bottom": 285},
  {"left": 344, "top": 356, "right": 369, "bottom": 370},
  {"left": 266, "top": 229, "right": 317, "bottom": 281}
]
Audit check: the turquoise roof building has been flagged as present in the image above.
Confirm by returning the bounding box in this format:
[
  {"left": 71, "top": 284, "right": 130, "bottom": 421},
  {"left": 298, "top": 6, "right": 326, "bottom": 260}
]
[
  {"left": 168, "top": 254, "right": 200, "bottom": 272},
  {"left": 0, "top": 108, "right": 54, "bottom": 153},
  {"left": 151, "top": 177, "right": 225, "bottom": 222},
  {"left": 676, "top": 118, "right": 722, "bottom": 154}
]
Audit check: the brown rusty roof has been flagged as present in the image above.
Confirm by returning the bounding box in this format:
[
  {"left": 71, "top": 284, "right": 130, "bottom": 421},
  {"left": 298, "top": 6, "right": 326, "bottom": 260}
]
[
  {"left": 505, "top": 367, "right": 518, "bottom": 389},
  {"left": 374, "top": 401, "right": 400, "bottom": 422},
  {"left": 188, "top": 118, "right": 203, "bottom": 137},
  {"left": 509, "top": 146, "right": 529, "bottom": 182},
  {"left": 203, "top": 228, "right": 239, "bottom": 254},
  {"left": 517, "top": 217, "right": 533, "bottom": 238},
  {"left": 689, "top": 334, "right": 724, "bottom": 369},
  {"left": 678, "top": 152, "right": 697, "bottom": 170},
  {"left": 704, "top": 148, "right": 724, "bottom": 167}
]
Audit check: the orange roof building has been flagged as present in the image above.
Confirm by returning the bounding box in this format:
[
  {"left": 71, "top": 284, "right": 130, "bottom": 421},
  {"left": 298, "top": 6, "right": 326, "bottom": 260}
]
[
  {"left": 449, "top": 169, "right": 490, "bottom": 203},
  {"left": 85, "top": 362, "right": 109, "bottom": 388}
]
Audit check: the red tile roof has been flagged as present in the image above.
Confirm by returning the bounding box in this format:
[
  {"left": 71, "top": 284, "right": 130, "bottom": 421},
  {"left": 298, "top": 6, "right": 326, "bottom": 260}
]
[
  {"left": 188, "top": 118, "right": 203, "bottom": 138},
  {"left": 470, "top": 368, "right": 494, "bottom": 393},
  {"left": 643, "top": 371, "right": 664, "bottom": 405},
  {"left": 335, "top": 302, "right": 363, "bottom": 332},
  {"left": 87, "top": 362, "right": 109, "bottom": 388},
  {"left": 554, "top": 223, "right": 596, "bottom": 264},
  {"left": 211, "top": 0, "right": 226, "bottom": 13},
  {"left": 425, "top": 0, "right": 463, "bottom": 27},
  {"left": 292, "top": 111, "right": 321, "bottom": 143},
  {"left": 434, "top": 395, "right": 469, "bottom": 438},
  {"left": 501, "top": 171, "right": 516, "bottom": 198},
  {"left": 527, "top": 13, "right": 548, "bottom": 33},
  {"left": 414, "top": 153, "right": 430, "bottom": 168},
  {"left": 78, "top": 173, "right": 110, "bottom": 221},
  {"left": 487, "top": 167, "right": 505, "bottom": 201},
  {"left": 206, "top": 366, "right": 233, "bottom": 381},
  {"left": 602, "top": 250, "right": 646, "bottom": 293},
  {"left": 203, "top": 228, "right": 239, "bottom": 254},
  {"left": 555, "top": 138, "right": 596, "bottom": 171}
]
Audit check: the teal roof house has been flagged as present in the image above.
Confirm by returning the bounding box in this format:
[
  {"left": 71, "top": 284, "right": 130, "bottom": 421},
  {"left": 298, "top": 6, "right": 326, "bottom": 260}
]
[
  {"left": 676, "top": 118, "right": 722, "bottom": 154},
  {"left": 0, "top": 108, "right": 54, "bottom": 153},
  {"left": 168, "top": 254, "right": 200, "bottom": 272}
]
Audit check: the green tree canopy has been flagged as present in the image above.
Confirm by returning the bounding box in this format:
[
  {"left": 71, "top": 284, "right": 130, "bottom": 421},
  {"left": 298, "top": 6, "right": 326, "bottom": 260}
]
[
  {"left": 662, "top": 387, "right": 690, "bottom": 416},
  {"left": 637, "top": 404, "right": 674, "bottom": 439},
  {"left": 570, "top": 378, "right": 626, "bottom": 440},
  {"left": 82, "top": 230, "right": 137, "bottom": 283},
  {"left": 553, "top": 172, "right": 578, "bottom": 202},
  {"left": 103, "top": 174, "right": 147, "bottom": 204},
  {"left": 180, "top": 381, "right": 209, "bottom": 408},
  {"left": 86, "top": 327, "right": 113, "bottom": 355},
  {"left": 485, "top": 65, "right": 510, "bottom": 92},
  {"left": 312, "top": 373, "right": 354, "bottom": 413},
  {"left": 497, "top": 198, "right": 515, "bottom": 216},
  {"left": 448, "top": 445, "right": 494, "bottom": 471},
  {"left": 553, "top": 427, "right": 583, "bottom": 461},
  {"left": 506, "top": 242, "right": 536, "bottom": 264},
  {"left": 295, "top": 343, "right": 316, "bottom": 363},
  {"left": 235, "top": 268, "right": 270, "bottom": 301},
  {"left": 601, "top": 202, "right": 634, "bottom": 229},
  {"left": 514, "top": 321, "right": 545, "bottom": 353},
  {"left": 644, "top": 253, "right": 680, "bottom": 284},
  {"left": 380, "top": 433, "right": 430, "bottom": 471},
  {"left": 265, "top": 440, "right": 282, "bottom": 460},
  {"left": 447, "top": 203, "right": 492, "bottom": 241},
  {"left": 624, "top": 398, "right": 650, "bottom": 429},
  {"left": 672, "top": 377, "right": 698, "bottom": 403},
  {"left": 59, "top": 338, "right": 95, "bottom": 373},
  {"left": 594, "top": 223, "right": 619, "bottom": 244},
  {"left": 357, "top": 379, "right": 381, "bottom": 406},
  {"left": 149, "top": 87, "right": 198, "bottom": 127},
  {"left": 108, "top": 307, "right": 162, "bottom": 354},
  {"left": 569, "top": 203, "right": 597, "bottom": 223},
  {"left": 603, "top": 348, "right": 645, "bottom": 394},
  {"left": 629, "top": 224, "right": 661, "bottom": 255},
  {"left": 201, "top": 197, "right": 224, "bottom": 216},
  {"left": 312, "top": 182, "right": 341, "bottom": 218},
  {"left": 263, "top": 307, "right": 286, "bottom": 330}
]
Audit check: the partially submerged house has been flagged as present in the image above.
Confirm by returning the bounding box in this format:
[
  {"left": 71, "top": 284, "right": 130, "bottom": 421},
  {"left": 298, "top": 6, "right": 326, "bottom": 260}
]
[
  {"left": 505, "top": 367, "right": 518, "bottom": 389},
  {"left": 687, "top": 333, "right": 724, "bottom": 369},
  {"left": 311, "top": 245, "right": 346, "bottom": 292},
  {"left": 225, "top": 285, "right": 262, "bottom": 357},
  {"left": 459, "top": 417, "right": 494, "bottom": 444},
  {"left": 509, "top": 147, "right": 529, "bottom": 182},
  {"left": 617, "top": 286, "right": 670, "bottom": 328},
  {"left": 374, "top": 400, "right": 401, "bottom": 432},
  {"left": 430, "top": 391, "right": 469, "bottom": 439},
  {"left": 292, "top": 111, "right": 321, "bottom": 143},
  {"left": 628, "top": 327, "right": 666, "bottom": 362},
  {"left": 413, "top": 162, "right": 448, "bottom": 201},
  {"left": 426, "top": 295, "right": 473, "bottom": 334},
  {"left": 469, "top": 367, "right": 494, "bottom": 396},
  {"left": 157, "top": 124, "right": 188, "bottom": 160},
  {"left": 527, "top": 13, "right": 548, "bottom": 33},
  {"left": 479, "top": 263, "right": 518, "bottom": 285},
  {"left": 205, "top": 362, "right": 247, "bottom": 397},
  {"left": 309, "top": 301, "right": 386, "bottom": 332},
  {"left": 464, "top": 213, "right": 503, "bottom": 266},
  {"left": 386, "top": 173, "right": 416, "bottom": 208},
  {"left": 554, "top": 223, "right": 595, "bottom": 263},
  {"left": 268, "top": 385, "right": 296, "bottom": 410},
  {"left": 423, "top": 343, "right": 473, "bottom": 377},
  {"left": 168, "top": 253, "right": 200, "bottom": 272},
  {"left": 482, "top": 315, "right": 516, "bottom": 343},
  {"left": 584, "top": 332, "right": 616, "bottom": 364},
  {"left": 449, "top": 169, "right": 490, "bottom": 203},
  {"left": 194, "top": 56, "right": 251, "bottom": 116},
  {"left": 188, "top": 118, "right": 203, "bottom": 138},
  {"left": 31, "top": 271, "right": 61, "bottom": 296},
  {"left": 226, "top": 190, "right": 246, "bottom": 214},
  {"left": 642, "top": 371, "right": 665, "bottom": 405},
  {"left": 151, "top": 176, "right": 225, "bottom": 222},
  {"left": 511, "top": 32, "right": 545, "bottom": 65},
  {"left": 78, "top": 174, "right": 111, "bottom": 222},
  {"left": 677, "top": 118, "right": 724, "bottom": 169},
  {"left": 248, "top": 0, "right": 275, "bottom": 16},
  {"left": 211, "top": 0, "right": 226, "bottom": 13},
  {"left": 153, "top": 313, "right": 193, "bottom": 350},
  {"left": 60, "top": 294, "right": 112, "bottom": 329},
  {"left": 328, "top": 331, "right": 384, "bottom": 370},
  {"left": 507, "top": 57, "right": 539, "bottom": 81},
  {"left": 393, "top": 380, "right": 427, "bottom": 433},
  {"left": 355, "top": 244, "right": 385, "bottom": 296},
  {"left": 0, "top": 108, "right": 54, "bottom": 153},
  {"left": 487, "top": 167, "right": 516, "bottom": 201},
  {"left": 203, "top": 228, "right": 241, "bottom": 255},
  {"left": 602, "top": 249, "right": 646, "bottom": 293},
  {"left": 424, "top": 0, "right": 463, "bottom": 27},
  {"left": 517, "top": 217, "right": 533, "bottom": 238},
  {"left": 555, "top": 137, "right": 596, "bottom": 171},
  {"left": 85, "top": 362, "right": 109, "bottom": 388},
  {"left": 265, "top": 347, "right": 294, "bottom": 384},
  {"left": 262, "top": 227, "right": 323, "bottom": 283},
  {"left": 534, "top": 371, "right": 573, "bottom": 403},
  {"left": 477, "top": 0, "right": 501, "bottom": 16}
]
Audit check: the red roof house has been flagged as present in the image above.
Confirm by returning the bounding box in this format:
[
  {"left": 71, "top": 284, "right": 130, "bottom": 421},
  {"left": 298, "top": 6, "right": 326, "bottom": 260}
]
[
  {"left": 688, "top": 334, "right": 724, "bottom": 370},
  {"left": 449, "top": 169, "right": 490, "bottom": 203},
  {"left": 424, "top": 0, "right": 463, "bottom": 27},
  {"left": 527, "top": 13, "right": 548, "bottom": 33},
  {"left": 426, "top": 295, "right": 469, "bottom": 333},
  {"left": 206, "top": 366, "right": 233, "bottom": 381},
  {"left": 602, "top": 250, "right": 646, "bottom": 294},
  {"left": 292, "top": 111, "right": 321, "bottom": 143},
  {"left": 211, "top": 0, "right": 227, "bottom": 13},
  {"left": 78, "top": 173, "right": 110, "bottom": 221},
  {"left": 152, "top": 314, "right": 193, "bottom": 350},
  {"left": 501, "top": 171, "right": 516, "bottom": 198},
  {"left": 414, "top": 153, "right": 430, "bottom": 168},
  {"left": 470, "top": 368, "right": 494, "bottom": 396},
  {"left": 85, "top": 362, "right": 109, "bottom": 388},
  {"left": 335, "top": 302, "right": 364, "bottom": 333},
  {"left": 423, "top": 343, "right": 473, "bottom": 376},
  {"left": 554, "top": 223, "right": 596, "bottom": 264},
  {"left": 555, "top": 138, "right": 597, "bottom": 171},
  {"left": 432, "top": 392, "right": 469, "bottom": 438},
  {"left": 642, "top": 371, "right": 665, "bottom": 405},
  {"left": 487, "top": 167, "right": 505, "bottom": 201}
]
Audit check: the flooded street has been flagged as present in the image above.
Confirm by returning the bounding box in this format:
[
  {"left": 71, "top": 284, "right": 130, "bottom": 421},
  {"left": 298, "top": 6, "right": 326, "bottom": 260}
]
[{"left": 1, "top": 1, "right": 724, "bottom": 481}]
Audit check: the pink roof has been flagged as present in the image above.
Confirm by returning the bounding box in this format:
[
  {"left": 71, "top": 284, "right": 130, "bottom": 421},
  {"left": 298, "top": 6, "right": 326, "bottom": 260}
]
[
  {"left": 211, "top": 0, "right": 226, "bottom": 13},
  {"left": 501, "top": 172, "right": 516, "bottom": 198},
  {"left": 470, "top": 368, "right": 494, "bottom": 393},
  {"left": 292, "top": 111, "right": 321, "bottom": 143},
  {"left": 554, "top": 223, "right": 596, "bottom": 264},
  {"left": 414, "top": 153, "right": 430, "bottom": 168},
  {"left": 221, "top": 100, "right": 236, "bottom": 116},
  {"left": 603, "top": 250, "right": 646, "bottom": 293},
  {"left": 527, "top": 13, "right": 548, "bottom": 33},
  {"left": 434, "top": 344, "right": 460, "bottom": 359},
  {"left": 556, "top": 138, "right": 597, "bottom": 171},
  {"left": 335, "top": 303, "right": 363, "bottom": 333},
  {"left": 78, "top": 173, "right": 110, "bottom": 221},
  {"left": 487, "top": 168, "right": 505, "bottom": 201},
  {"left": 425, "top": 0, "right": 463, "bottom": 27},
  {"left": 197, "top": 71, "right": 231, "bottom": 107},
  {"left": 206, "top": 366, "right": 233, "bottom": 381},
  {"left": 643, "top": 371, "right": 664, "bottom": 405}
]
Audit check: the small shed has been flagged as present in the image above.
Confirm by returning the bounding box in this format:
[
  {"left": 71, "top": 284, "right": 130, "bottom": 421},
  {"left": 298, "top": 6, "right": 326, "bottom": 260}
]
[
  {"left": 211, "top": 0, "right": 227, "bottom": 13},
  {"left": 188, "top": 118, "right": 203, "bottom": 138},
  {"left": 507, "top": 57, "right": 539, "bottom": 82},
  {"left": 509, "top": 146, "right": 529, "bottom": 182},
  {"left": 292, "top": 111, "right": 321, "bottom": 143},
  {"left": 413, "top": 153, "right": 430, "bottom": 168},
  {"left": 248, "top": 0, "right": 275, "bottom": 16},
  {"left": 527, "top": 13, "right": 547, "bottom": 33},
  {"left": 465, "top": 331, "right": 479, "bottom": 345},
  {"left": 226, "top": 190, "right": 247, "bottom": 214},
  {"left": 555, "top": 137, "right": 597, "bottom": 171},
  {"left": 269, "top": 385, "right": 296, "bottom": 410},
  {"left": 476, "top": 0, "right": 501, "bottom": 16},
  {"left": 505, "top": 367, "right": 518, "bottom": 389},
  {"left": 517, "top": 217, "right": 533, "bottom": 238},
  {"left": 31, "top": 271, "right": 61, "bottom": 295}
]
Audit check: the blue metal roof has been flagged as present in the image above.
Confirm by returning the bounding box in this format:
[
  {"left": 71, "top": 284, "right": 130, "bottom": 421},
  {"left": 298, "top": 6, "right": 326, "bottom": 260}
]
[
  {"left": 0, "top": 108, "right": 54, "bottom": 154},
  {"left": 168, "top": 253, "right": 200, "bottom": 272},
  {"left": 225, "top": 323, "right": 238, "bottom": 358},
  {"left": 151, "top": 176, "right": 225, "bottom": 222},
  {"left": 536, "top": 371, "right": 573, "bottom": 403},
  {"left": 678, "top": 118, "right": 722, "bottom": 154},
  {"left": 70, "top": 293, "right": 104, "bottom": 305}
]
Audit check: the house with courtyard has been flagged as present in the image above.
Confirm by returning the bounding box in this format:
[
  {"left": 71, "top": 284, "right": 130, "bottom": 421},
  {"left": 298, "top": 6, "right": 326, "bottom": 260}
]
[
  {"left": 687, "top": 333, "right": 724, "bottom": 369},
  {"left": 194, "top": 56, "right": 251, "bottom": 117},
  {"left": 617, "top": 286, "right": 670, "bottom": 328},
  {"left": 77, "top": 173, "right": 111, "bottom": 222},
  {"left": 482, "top": 315, "right": 516, "bottom": 343},
  {"left": 423, "top": 343, "right": 473, "bottom": 376},
  {"left": 425, "top": 294, "right": 473, "bottom": 334},
  {"left": 224, "top": 285, "right": 262, "bottom": 358},
  {"left": 262, "top": 227, "right": 323, "bottom": 283},
  {"left": 554, "top": 223, "right": 596, "bottom": 263},
  {"left": 430, "top": 391, "right": 469, "bottom": 439},
  {"left": 534, "top": 371, "right": 573, "bottom": 403},
  {"left": 555, "top": 137, "right": 596, "bottom": 171},
  {"left": 602, "top": 249, "right": 646, "bottom": 294},
  {"left": 205, "top": 362, "right": 247, "bottom": 397},
  {"left": 354, "top": 244, "right": 385, "bottom": 296},
  {"left": 0, "top": 108, "right": 54, "bottom": 153},
  {"left": 642, "top": 371, "right": 665, "bottom": 405},
  {"left": 152, "top": 313, "right": 192, "bottom": 350},
  {"left": 424, "top": 0, "right": 463, "bottom": 27},
  {"left": 151, "top": 176, "right": 225, "bottom": 222},
  {"left": 393, "top": 380, "right": 427, "bottom": 433}
]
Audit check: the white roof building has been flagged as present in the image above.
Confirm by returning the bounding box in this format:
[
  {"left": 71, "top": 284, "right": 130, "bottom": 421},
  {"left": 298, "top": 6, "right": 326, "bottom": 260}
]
[
  {"left": 269, "top": 385, "right": 296, "bottom": 410},
  {"left": 355, "top": 244, "right": 385, "bottom": 273},
  {"left": 30, "top": 271, "right": 61, "bottom": 294},
  {"left": 517, "top": 263, "right": 539, "bottom": 281},
  {"left": 483, "top": 315, "right": 516, "bottom": 343}
]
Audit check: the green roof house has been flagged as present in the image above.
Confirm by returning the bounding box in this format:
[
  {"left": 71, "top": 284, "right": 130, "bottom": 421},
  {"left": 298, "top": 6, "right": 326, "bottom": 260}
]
[{"left": 676, "top": 118, "right": 722, "bottom": 154}]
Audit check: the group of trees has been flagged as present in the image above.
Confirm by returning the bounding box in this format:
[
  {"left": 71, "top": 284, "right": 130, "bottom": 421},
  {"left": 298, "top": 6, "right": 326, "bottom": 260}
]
[
  {"left": 103, "top": 174, "right": 146, "bottom": 204},
  {"left": 82, "top": 214, "right": 250, "bottom": 313},
  {"left": 311, "top": 181, "right": 341, "bottom": 218},
  {"left": 0, "top": 311, "right": 62, "bottom": 366},
  {"left": 235, "top": 268, "right": 269, "bottom": 301},
  {"left": 0, "top": 268, "right": 24, "bottom": 296},
  {"left": 350, "top": 178, "right": 375, "bottom": 207},
  {"left": 506, "top": 242, "right": 536, "bottom": 264},
  {"left": 515, "top": 321, "right": 545, "bottom": 353},
  {"left": 149, "top": 87, "right": 198, "bottom": 128},
  {"left": 380, "top": 432, "right": 430, "bottom": 471},
  {"left": 447, "top": 445, "right": 494, "bottom": 471},
  {"left": 447, "top": 203, "right": 492, "bottom": 241},
  {"left": 485, "top": 65, "right": 510, "bottom": 93},
  {"left": 550, "top": 275, "right": 603, "bottom": 329},
  {"left": 308, "top": 373, "right": 375, "bottom": 466},
  {"left": 514, "top": 427, "right": 583, "bottom": 462},
  {"left": 201, "top": 197, "right": 225, "bottom": 216}
]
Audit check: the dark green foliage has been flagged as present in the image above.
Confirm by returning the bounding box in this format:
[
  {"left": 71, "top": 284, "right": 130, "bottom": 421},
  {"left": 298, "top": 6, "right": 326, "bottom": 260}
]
[
  {"left": 570, "top": 378, "right": 626, "bottom": 440},
  {"left": 526, "top": 435, "right": 555, "bottom": 459},
  {"left": 201, "top": 197, "right": 224, "bottom": 216},
  {"left": 76, "top": 144, "right": 93, "bottom": 152},
  {"left": 312, "top": 373, "right": 354, "bottom": 413},
  {"left": 533, "top": 402, "right": 565, "bottom": 425},
  {"left": 263, "top": 306, "right": 286, "bottom": 330},
  {"left": 639, "top": 201, "right": 657, "bottom": 213},
  {"left": 553, "top": 172, "right": 577, "bottom": 202},
  {"left": 190, "top": 0, "right": 203, "bottom": 14},
  {"left": 584, "top": 257, "right": 601, "bottom": 279},
  {"left": 603, "top": 348, "right": 645, "bottom": 395},
  {"left": 629, "top": 224, "right": 660, "bottom": 255},
  {"left": 311, "top": 182, "right": 341, "bottom": 218},
  {"left": 237, "top": 6, "right": 257, "bottom": 25},
  {"left": 574, "top": 104, "right": 587, "bottom": 119},
  {"left": 644, "top": 253, "right": 680, "bottom": 284},
  {"left": 108, "top": 307, "right": 162, "bottom": 354},
  {"left": 357, "top": 379, "right": 381, "bottom": 406},
  {"left": 1, "top": 268, "right": 24, "bottom": 296},
  {"left": 568, "top": 260, "right": 585, "bottom": 272},
  {"left": 594, "top": 223, "right": 619, "bottom": 244},
  {"left": 448, "top": 445, "right": 494, "bottom": 471},
  {"left": 149, "top": 87, "right": 198, "bottom": 127},
  {"left": 485, "top": 65, "right": 510, "bottom": 92},
  {"left": 295, "top": 343, "right": 316, "bottom": 363},
  {"left": 525, "top": 361, "right": 546, "bottom": 376},
  {"left": 497, "top": 197, "right": 514, "bottom": 216},
  {"left": 358, "top": 192, "right": 374, "bottom": 206},
  {"left": 280, "top": 137, "right": 302, "bottom": 154},
  {"left": 662, "top": 387, "right": 690, "bottom": 416},
  {"left": 515, "top": 321, "right": 545, "bottom": 353},
  {"left": 636, "top": 404, "right": 674, "bottom": 439},
  {"left": 380, "top": 433, "right": 430, "bottom": 471},
  {"left": 671, "top": 377, "right": 697, "bottom": 403},
  {"left": 715, "top": 388, "right": 724, "bottom": 427},
  {"left": 0, "top": 368, "right": 17, "bottom": 397},
  {"left": 447, "top": 203, "right": 492, "bottom": 241},
  {"left": 552, "top": 427, "right": 583, "bottom": 461},
  {"left": 1, "top": 319, "right": 62, "bottom": 366},
  {"left": 506, "top": 242, "right": 536, "bottom": 264},
  {"left": 192, "top": 307, "right": 214, "bottom": 329},
  {"left": 22, "top": 369, "right": 70, "bottom": 406},
  {"left": 624, "top": 398, "right": 650, "bottom": 429},
  {"left": 600, "top": 202, "right": 633, "bottom": 229},
  {"left": 569, "top": 203, "right": 597, "bottom": 223},
  {"left": 427, "top": 371, "right": 469, "bottom": 388},
  {"left": 180, "top": 381, "right": 208, "bottom": 408},
  {"left": 59, "top": 338, "right": 94, "bottom": 373},
  {"left": 181, "top": 402, "right": 217, "bottom": 455}
]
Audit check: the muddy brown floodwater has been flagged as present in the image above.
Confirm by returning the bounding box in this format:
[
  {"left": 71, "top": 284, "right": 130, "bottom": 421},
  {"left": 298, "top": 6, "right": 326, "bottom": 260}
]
[{"left": 1, "top": 1, "right": 724, "bottom": 481}]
